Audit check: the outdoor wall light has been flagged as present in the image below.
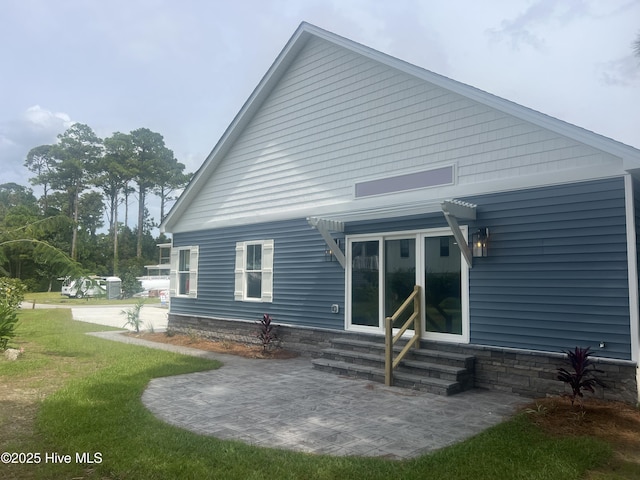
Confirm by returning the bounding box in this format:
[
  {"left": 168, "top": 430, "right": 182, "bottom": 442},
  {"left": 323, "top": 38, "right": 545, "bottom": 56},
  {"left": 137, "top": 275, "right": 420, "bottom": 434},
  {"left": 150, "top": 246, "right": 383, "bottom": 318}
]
[
  {"left": 472, "top": 228, "right": 489, "bottom": 257},
  {"left": 324, "top": 248, "right": 334, "bottom": 262},
  {"left": 324, "top": 239, "right": 343, "bottom": 262}
]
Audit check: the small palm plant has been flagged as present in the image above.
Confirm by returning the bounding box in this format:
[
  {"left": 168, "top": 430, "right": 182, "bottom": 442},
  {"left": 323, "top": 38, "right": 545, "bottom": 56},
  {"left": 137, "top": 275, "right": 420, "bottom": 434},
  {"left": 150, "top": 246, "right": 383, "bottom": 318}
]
[
  {"left": 121, "top": 299, "right": 145, "bottom": 333},
  {"left": 557, "top": 346, "right": 605, "bottom": 407}
]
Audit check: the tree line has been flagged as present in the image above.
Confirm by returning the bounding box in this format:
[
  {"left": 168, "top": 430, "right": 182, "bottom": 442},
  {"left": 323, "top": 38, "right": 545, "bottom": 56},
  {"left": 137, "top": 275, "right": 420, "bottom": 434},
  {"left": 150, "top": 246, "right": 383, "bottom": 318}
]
[{"left": 0, "top": 123, "right": 191, "bottom": 291}]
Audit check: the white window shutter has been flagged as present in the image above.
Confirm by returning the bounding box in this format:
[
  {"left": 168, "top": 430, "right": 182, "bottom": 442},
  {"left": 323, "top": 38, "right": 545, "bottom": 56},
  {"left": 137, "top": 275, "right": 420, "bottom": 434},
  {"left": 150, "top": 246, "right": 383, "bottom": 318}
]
[
  {"left": 261, "top": 239, "right": 274, "bottom": 303},
  {"left": 234, "top": 242, "right": 245, "bottom": 301},
  {"left": 169, "top": 248, "right": 179, "bottom": 297},
  {"left": 188, "top": 246, "right": 199, "bottom": 298}
]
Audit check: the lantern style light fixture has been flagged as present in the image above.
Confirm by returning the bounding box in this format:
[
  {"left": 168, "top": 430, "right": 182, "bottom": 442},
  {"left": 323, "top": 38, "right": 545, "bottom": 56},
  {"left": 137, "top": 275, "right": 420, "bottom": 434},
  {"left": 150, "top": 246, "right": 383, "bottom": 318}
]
[
  {"left": 324, "top": 247, "right": 334, "bottom": 262},
  {"left": 472, "top": 228, "right": 489, "bottom": 257},
  {"left": 324, "top": 239, "right": 344, "bottom": 262}
]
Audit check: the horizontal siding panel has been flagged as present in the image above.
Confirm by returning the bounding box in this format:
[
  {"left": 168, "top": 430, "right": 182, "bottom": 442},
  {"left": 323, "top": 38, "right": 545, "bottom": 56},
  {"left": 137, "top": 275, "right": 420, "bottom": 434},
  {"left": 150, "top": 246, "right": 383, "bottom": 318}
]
[
  {"left": 472, "top": 270, "right": 626, "bottom": 280},
  {"left": 473, "top": 322, "right": 630, "bottom": 338},
  {"left": 472, "top": 286, "right": 628, "bottom": 298},
  {"left": 342, "top": 177, "right": 632, "bottom": 359},
  {"left": 172, "top": 218, "right": 345, "bottom": 331},
  {"left": 471, "top": 298, "right": 630, "bottom": 312},
  {"left": 469, "top": 330, "right": 629, "bottom": 354},
  {"left": 467, "top": 177, "right": 631, "bottom": 360}
]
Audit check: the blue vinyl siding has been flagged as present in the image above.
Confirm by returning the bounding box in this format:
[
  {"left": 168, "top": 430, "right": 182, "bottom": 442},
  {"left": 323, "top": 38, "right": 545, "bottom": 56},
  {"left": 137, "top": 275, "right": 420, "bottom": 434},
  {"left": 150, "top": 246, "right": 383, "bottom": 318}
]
[
  {"left": 172, "top": 177, "right": 632, "bottom": 360},
  {"left": 171, "top": 218, "right": 345, "bottom": 330},
  {"left": 346, "top": 177, "right": 631, "bottom": 360},
  {"left": 468, "top": 177, "right": 631, "bottom": 360}
]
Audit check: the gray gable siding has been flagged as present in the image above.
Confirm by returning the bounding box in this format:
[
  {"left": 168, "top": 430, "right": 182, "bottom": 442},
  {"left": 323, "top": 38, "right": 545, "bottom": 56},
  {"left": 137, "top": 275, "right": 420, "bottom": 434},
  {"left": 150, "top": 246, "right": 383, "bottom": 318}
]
[
  {"left": 167, "top": 34, "right": 623, "bottom": 233},
  {"left": 468, "top": 177, "right": 630, "bottom": 360},
  {"left": 171, "top": 218, "right": 345, "bottom": 330}
]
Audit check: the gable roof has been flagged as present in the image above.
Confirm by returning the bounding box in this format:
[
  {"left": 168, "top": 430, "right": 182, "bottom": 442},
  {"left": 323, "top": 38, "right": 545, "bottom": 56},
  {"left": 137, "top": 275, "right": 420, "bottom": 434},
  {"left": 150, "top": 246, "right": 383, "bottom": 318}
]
[{"left": 161, "top": 22, "right": 640, "bottom": 233}]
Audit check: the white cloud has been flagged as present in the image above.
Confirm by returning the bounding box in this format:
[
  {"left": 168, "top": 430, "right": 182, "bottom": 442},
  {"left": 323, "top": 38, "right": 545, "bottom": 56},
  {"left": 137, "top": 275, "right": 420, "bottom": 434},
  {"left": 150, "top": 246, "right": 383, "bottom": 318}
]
[
  {"left": 23, "top": 105, "right": 73, "bottom": 133},
  {"left": 0, "top": 106, "right": 74, "bottom": 185}
]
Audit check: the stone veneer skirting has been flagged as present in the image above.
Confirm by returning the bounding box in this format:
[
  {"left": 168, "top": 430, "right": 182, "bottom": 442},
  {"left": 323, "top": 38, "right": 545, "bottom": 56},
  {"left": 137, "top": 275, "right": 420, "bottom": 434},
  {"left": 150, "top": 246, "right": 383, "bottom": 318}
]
[{"left": 168, "top": 313, "right": 639, "bottom": 405}]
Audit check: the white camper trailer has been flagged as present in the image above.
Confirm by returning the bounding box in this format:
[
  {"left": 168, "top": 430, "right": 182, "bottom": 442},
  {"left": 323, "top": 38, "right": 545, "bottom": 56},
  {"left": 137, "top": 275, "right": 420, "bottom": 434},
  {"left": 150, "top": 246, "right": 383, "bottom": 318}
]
[{"left": 61, "top": 276, "right": 121, "bottom": 299}]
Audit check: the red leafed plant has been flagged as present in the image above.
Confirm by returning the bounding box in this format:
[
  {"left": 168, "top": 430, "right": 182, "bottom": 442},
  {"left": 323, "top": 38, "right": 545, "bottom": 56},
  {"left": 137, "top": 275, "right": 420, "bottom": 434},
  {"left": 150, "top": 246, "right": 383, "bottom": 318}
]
[
  {"left": 257, "top": 313, "right": 278, "bottom": 352},
  {"left": 557, "top": 346, "right": 605, "bottom": 407}
]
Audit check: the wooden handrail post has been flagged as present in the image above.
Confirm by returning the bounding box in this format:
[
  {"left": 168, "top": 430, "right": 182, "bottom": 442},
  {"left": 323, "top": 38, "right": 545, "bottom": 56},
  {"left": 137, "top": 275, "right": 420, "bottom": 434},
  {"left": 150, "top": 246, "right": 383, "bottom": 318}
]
[
  {"left": 384, "top": 285, "right": 422, "bottom": 387},
  {"left": 414, "top": 284, "right": 421, "bottom": 345},
  {"left": 385, "top": 316, "right": 393, "bottom": 386}
]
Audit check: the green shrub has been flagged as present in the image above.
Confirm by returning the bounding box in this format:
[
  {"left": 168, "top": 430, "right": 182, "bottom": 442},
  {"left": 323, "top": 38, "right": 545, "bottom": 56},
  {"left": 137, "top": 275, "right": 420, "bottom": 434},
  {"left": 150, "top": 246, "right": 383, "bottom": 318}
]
[
  {"left": 0, "top": 277, "right": 27, "bottom": 310},
  {"left": 0, "top": 277, "right": 26, "bottom": 349}
]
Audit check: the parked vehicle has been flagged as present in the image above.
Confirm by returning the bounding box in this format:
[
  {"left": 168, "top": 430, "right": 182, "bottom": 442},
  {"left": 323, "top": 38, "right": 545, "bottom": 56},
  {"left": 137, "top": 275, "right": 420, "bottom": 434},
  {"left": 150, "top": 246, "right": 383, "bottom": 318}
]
[{"left": 60, "top": 276, "right": 121, "bottom": 299}]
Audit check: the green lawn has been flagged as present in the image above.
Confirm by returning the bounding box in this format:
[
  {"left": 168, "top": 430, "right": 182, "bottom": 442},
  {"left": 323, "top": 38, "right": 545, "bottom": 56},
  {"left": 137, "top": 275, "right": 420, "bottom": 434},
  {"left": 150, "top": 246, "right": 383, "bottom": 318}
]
[
  {"left": 0, "top": 309, "right": 613, "bottom": 479},
  {"left": 24, "top": 291, "right": 161, "bottom": 306}
]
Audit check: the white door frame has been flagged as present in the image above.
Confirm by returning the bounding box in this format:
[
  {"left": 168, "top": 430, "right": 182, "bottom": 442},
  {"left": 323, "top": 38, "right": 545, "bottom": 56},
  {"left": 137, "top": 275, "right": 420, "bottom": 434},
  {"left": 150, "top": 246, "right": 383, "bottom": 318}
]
[{"left": 345, "top": 227, "right": 470, "bottom": 343}]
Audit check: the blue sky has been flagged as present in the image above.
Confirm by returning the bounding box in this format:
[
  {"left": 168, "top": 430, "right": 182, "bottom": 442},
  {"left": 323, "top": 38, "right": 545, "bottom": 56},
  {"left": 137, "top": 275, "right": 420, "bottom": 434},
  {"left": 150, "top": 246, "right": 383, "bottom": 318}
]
[{"left": 1, "top": 0, "right": 639, "bottom": 226}]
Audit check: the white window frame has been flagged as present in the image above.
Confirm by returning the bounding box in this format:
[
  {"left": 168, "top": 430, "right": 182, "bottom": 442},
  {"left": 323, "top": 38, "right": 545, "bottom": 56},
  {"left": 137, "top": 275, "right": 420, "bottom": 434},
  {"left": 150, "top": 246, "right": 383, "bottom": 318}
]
[
  {"left": 169, "top": 245, "right": 199, "bottom": 298},
  {"left": 234, "top": 239, "right": 274, "bottom": 303}
]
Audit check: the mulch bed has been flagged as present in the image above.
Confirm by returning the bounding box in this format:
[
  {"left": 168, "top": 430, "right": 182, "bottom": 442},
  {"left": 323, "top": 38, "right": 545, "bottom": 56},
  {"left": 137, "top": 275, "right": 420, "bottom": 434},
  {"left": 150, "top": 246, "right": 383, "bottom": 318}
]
[{"left": 125, "top": 331, "right": 299, "bottom": 359}]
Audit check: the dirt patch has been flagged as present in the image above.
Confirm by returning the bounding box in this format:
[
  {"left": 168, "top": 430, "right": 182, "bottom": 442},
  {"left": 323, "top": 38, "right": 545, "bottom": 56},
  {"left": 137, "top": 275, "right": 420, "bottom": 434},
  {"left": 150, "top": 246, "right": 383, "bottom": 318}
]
[
  {"left": 524, "top": 396, "right": 640, "bottom": 476},
  {"left": 125, "top": 331, "right": 299, "bottom": 359}
]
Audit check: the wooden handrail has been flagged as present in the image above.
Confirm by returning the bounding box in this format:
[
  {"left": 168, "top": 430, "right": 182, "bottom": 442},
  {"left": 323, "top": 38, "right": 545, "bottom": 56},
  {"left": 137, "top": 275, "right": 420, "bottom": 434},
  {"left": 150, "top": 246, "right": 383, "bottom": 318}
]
[{"left": 385, "top": 285, "right": 421, "bottom": 386}]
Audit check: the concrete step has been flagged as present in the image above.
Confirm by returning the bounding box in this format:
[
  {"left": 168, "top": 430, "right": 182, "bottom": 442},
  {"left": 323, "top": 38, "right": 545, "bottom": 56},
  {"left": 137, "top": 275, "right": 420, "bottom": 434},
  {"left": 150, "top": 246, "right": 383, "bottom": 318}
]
[
  {"left": 313, "top": 335, "right": 476, "bottom": 396},
  {"left": 329, "top": 337, "right": 474, "bottom": 369},
  {"left": 410, "top": 348, "right": 476, "bottom": 370},
  {"left": 310, "top": 358, "right": 461, "bottom": 396},
  {"left": 320, "top": 348, "right": 468, "bottom": 383}
]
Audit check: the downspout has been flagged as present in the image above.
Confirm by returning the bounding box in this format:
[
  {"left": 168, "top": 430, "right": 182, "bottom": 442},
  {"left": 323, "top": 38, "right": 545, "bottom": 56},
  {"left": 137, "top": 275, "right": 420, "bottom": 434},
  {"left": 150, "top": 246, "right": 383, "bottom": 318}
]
[{"left": 623, "top": 174, "right": 640, "bottom": 404}]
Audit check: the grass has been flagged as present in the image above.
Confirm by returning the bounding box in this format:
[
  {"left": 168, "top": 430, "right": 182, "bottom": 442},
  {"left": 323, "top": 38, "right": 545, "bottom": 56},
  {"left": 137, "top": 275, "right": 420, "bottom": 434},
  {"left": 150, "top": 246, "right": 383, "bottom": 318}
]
[
  {"left": 0, "top": 308, "right": 620, "bottom": 479},
  {"left": 23, "top": 291, "right": 161, "bottom": 306}
]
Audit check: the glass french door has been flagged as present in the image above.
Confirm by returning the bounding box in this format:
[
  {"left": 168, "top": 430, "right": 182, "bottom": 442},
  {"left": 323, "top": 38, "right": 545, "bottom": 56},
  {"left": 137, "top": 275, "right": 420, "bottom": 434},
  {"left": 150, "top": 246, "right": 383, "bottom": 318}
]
[
  {"left": 423, "top": 235, "right": 463, "bottom": 337},
  {"left": 350, "top": 240, "right": 380, "bottom": 327},
  {"left": 349, "top": 237, "right": 416, "bottom": 330},
  {"left": 348, "top": 228, "right": 468, "bottom": 343},
  {"left": 384, "top": 238, "right": 416, "bottom": 330}
]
